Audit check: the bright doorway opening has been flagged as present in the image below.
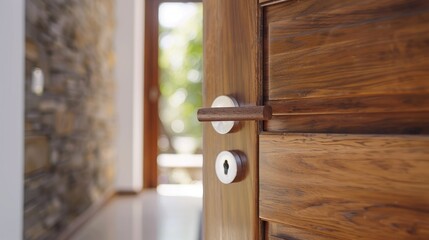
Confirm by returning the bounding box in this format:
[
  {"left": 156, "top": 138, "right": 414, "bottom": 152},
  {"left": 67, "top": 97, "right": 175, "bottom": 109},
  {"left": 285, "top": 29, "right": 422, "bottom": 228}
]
[{"left": 144, "top": 2, "right": 203, "bottom": 197}]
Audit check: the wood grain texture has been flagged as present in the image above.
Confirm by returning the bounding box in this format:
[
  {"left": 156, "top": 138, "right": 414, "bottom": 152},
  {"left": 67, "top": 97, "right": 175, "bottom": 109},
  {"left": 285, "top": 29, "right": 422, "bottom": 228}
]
[
  {"left": 267, "top": 94, "right": 429, "bottom": 116},
  {"left": 260, "top": 133, "right": 429, "bottom": 239},
  {"left": 197, "top": 106, "right": 271, "bottom": 121},
  {"left": 259, "top": 0, "right": 288, "bottom": 6},
  {"left": 264, "top": 112, "right": 429, "bottom": 134},
  {"left": 265, "top": 0, "right": 429, "bottom": 101},
  {"left": 268, "top": 222, "right": 334, "bottom": 240},
  {"left": 267, "top": 236, "right": 284, "bottom": 240},
  {"left": 262, "top": 0, "right": 429, "bottom": 133},
  {"left": 203, "top": 0, "right": 260, "bottom": 239}
]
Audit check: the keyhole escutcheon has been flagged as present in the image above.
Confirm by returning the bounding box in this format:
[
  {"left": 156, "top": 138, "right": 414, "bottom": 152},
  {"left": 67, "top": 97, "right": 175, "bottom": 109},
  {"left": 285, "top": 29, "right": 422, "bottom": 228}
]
[
  {"left": 215, "top": 150, "right": 244, "bottom": 184},
  {"left": 223, "top": 160, "right": 229, "bottom": 175}
]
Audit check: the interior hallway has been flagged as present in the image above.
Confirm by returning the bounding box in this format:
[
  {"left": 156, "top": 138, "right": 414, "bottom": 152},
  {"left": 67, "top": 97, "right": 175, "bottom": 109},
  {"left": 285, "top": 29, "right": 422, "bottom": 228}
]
[{"left": 69, "top": 191, "right": 202, "bottom": 240}]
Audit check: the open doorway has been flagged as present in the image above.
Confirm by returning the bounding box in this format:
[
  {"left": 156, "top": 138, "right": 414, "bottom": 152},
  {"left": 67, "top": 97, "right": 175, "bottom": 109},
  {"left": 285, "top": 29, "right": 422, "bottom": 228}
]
[{"left": 144, "top": 1, "right": 203, "bottom": 198}]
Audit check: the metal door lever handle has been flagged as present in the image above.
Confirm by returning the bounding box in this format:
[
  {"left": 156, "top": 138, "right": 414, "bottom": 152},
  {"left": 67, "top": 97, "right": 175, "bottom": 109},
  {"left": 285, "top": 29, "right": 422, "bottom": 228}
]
[
  {"left": 197, "top": 95, "right": 271, "bottom": 134},
  {"left": 197, "top": 105, "right": 272, "bottom": 122}
]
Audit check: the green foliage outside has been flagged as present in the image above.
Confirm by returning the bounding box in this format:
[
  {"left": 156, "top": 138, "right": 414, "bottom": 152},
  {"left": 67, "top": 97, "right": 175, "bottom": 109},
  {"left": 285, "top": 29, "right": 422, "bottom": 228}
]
[{"left": 158, "top": 3, "right": 203, "bottom": 154}]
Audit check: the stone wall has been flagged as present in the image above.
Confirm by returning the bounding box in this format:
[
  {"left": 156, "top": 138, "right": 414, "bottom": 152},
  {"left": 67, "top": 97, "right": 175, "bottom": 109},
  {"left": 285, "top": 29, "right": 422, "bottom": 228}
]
[{"left": 24, "top": 0, "right": 116, "bottom": 239}]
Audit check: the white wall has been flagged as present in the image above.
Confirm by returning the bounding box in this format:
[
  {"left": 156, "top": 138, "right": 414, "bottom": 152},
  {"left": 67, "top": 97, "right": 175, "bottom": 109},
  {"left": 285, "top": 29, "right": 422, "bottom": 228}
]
[
  {"left": 0, "top": 0, "right": 24, "bottom": 239},
  {"left": 115, "top": 0, "right": 144, "bottom": 192}
]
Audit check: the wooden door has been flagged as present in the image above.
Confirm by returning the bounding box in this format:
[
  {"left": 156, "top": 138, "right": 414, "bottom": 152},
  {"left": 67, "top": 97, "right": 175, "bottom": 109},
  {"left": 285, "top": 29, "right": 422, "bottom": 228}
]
[{"left": 203, "top": 0, "right": 429, "bottom": 239}]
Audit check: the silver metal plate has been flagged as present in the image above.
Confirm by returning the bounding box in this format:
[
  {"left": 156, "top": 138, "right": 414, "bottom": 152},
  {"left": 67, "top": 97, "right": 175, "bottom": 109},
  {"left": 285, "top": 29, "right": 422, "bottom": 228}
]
[
  {"left": 215, "top": 151, "right": 242, "bottom": 184},
  {"left": 211, "top": 95, "right": 238, "bottom": 134}
]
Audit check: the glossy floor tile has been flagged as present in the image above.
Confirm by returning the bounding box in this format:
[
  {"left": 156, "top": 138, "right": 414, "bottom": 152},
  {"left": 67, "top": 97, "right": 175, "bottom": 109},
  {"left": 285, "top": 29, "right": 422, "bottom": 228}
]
[{"left": 70, "top": 190, "right": 202, "bottom": 240}]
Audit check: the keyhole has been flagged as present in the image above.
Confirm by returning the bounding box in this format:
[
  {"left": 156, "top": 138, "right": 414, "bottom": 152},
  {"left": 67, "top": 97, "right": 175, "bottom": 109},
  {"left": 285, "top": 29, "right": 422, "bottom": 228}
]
[{"left": 223, "top": 160, "right": 229, "bottom": 175}]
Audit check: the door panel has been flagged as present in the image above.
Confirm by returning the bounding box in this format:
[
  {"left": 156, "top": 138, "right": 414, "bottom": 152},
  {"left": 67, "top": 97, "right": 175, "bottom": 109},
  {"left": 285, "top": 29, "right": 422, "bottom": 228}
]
[
  {"left": 266, "top": 222, "right": 334, "bottom": 240},
  {"left": 263, "top": 0, "right": 429, "bottom": 134},
  {"left": 265, "top": 0, "right": 429, "bottom": 101},
  {"left": 203, "top": 0, "right": 260, "bottom": 239},
  {"left": 260, "top": 2, "right": 429, "bottom": 235},
  {"left": 260, "top": 134, "right": 429, "bottom": 239}
]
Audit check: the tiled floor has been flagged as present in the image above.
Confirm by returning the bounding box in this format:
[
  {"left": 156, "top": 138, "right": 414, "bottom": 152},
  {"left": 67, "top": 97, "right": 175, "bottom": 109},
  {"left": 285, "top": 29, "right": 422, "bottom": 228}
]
[{"left": 69, "top": 190, "right": 202, "bottom": 240}]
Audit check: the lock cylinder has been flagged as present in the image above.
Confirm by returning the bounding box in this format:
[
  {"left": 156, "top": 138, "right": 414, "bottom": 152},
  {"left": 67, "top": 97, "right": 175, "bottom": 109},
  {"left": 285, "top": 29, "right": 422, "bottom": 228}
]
[{"left": 215, "top": 151, "right": 244, "bottom": 184}]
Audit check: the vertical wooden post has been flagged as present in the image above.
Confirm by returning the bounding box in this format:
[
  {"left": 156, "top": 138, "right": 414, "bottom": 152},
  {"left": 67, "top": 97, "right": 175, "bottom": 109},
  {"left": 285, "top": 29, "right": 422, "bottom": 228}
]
[
  {"left": 203, "top": 0, "right": 260, "bottom": 239},
  {"left": 143, "top": 0, "right": 160, "bottom": 188}
]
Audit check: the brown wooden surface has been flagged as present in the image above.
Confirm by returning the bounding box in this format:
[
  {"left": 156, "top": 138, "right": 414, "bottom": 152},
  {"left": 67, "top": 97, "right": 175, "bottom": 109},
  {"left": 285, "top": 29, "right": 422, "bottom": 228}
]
[
  {"left": 159, "top": 0, "right": 201, "bottom": 2},
  {"left": 268, "top": 94, "right": 429, "bottom": 116},
  {"left": 143, "top": 0, "right": 159, "bottom": 188},
  {"left": 259, "top": 0, "right": 286, "bottom": 6},
  {"left": 264, "top": 112, "right": 429, "bottom": 134},
  {"left": 197, "top": 106, "right": 271, "bottom": 121},
  {"left": 203, "top": 0, "right": 260, "bottom": 239},
  {"left": 259, "top": 0, "right": 429, "bottom": 239},
  {"left": 265, "top": 93, "right": 429, "bottom": 134},
  {"left": 260, "top": 133, "right": 429, "bottom": 239},
  {"left": 262, "top": 0, "right": 429, "bottom": 133},
  {"left": 265, "top": 0, "right": 429, "bottom": 100},
  {"left": 267, "top": 236, "right": 284, "bottom": 240},
  {"left": 267, "top": 222, "right": 334, "bottom": 240}
]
